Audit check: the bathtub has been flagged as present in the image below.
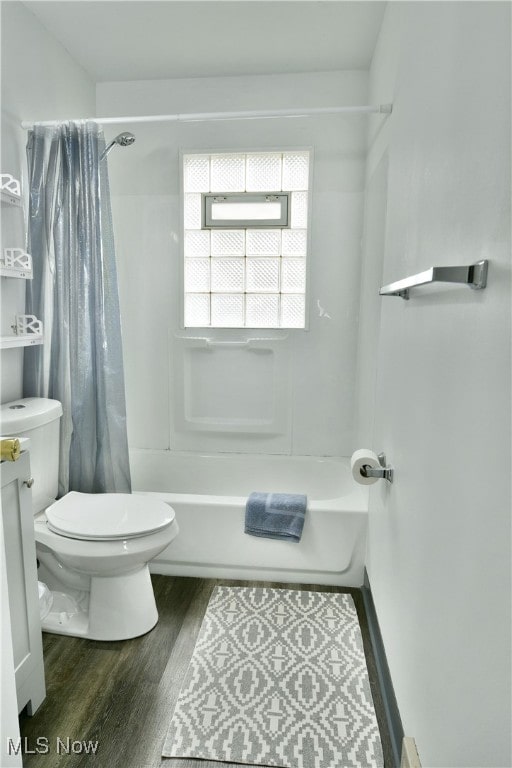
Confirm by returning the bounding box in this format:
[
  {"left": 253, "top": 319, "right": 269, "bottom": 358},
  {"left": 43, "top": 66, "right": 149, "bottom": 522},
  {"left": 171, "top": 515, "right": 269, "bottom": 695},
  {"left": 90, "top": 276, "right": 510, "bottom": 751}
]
[{"left": 131, "top": 450, "right": 369, "bottom": 587}]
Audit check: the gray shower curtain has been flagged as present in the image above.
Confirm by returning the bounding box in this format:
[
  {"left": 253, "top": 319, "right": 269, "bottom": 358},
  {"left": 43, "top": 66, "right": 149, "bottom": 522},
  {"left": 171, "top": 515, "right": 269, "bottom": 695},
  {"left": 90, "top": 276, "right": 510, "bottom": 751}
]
[{"left": 24, "top": 121, "right": 131, "bottom": 496}]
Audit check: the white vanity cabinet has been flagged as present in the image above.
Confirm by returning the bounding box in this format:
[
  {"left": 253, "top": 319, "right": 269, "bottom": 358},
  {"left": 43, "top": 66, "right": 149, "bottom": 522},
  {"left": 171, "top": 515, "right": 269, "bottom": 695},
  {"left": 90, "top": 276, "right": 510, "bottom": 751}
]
[{"left": 1, "top": 449, "right": 45, "bottom": 715}]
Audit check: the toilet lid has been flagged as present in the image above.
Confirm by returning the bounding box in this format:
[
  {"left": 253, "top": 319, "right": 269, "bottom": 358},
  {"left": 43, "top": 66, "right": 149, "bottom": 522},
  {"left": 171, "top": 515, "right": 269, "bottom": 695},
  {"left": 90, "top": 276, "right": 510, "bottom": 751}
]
[{"left": 45, "top": 492, "right": 175, "bottom": 541}]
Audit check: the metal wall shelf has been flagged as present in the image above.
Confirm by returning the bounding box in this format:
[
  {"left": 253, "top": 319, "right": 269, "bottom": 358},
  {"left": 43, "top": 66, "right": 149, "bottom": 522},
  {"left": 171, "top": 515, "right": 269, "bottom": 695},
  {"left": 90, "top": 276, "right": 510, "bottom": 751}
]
[{"left": 379, "top": 260, "right": 488, "bottom": 300}]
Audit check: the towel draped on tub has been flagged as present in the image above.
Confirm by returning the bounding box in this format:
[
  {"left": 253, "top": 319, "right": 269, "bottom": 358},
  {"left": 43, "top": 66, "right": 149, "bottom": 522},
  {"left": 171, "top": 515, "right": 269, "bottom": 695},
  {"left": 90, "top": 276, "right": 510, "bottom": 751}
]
[{"left": 245, "top": 492, "right": 307, "bottom": 542}]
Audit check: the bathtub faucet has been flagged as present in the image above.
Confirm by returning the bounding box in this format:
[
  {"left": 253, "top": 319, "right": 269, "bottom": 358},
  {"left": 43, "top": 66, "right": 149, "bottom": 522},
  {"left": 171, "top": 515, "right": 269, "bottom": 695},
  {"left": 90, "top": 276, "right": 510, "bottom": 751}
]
[{"left": 360, "top": 453, "right": 394, "bottom": 483}]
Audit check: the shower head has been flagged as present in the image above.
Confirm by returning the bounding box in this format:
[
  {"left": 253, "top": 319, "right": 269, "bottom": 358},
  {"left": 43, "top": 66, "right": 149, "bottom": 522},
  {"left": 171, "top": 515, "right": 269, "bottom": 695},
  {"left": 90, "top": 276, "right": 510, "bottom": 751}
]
[
  {"left": 115, "top": 131, "right": 136, "bottom": 147},
  {"left": 101, "top": 131, "right": 136, "bottom": 160}
]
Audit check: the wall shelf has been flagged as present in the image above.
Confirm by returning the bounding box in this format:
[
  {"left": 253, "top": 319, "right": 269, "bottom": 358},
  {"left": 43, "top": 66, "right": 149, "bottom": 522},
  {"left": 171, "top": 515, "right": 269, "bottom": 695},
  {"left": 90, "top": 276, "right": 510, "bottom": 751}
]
[
  {"left": 0, "top": 189, "right": 22, "bottom": 207},
  {"left": 0, "top": 249, "right": 33, "bottom": 279},
  {"left": 0, "top": 334, "right": 43, "bottom": 349},
  {"left": 1, "top": 176, "right": 35, "bottom": 354},
  {"left": 0, "top": 174, "right": 22, "bottom": 207},
  {"left": 0, "top": 315, "right": 43, "bottom": 349}
]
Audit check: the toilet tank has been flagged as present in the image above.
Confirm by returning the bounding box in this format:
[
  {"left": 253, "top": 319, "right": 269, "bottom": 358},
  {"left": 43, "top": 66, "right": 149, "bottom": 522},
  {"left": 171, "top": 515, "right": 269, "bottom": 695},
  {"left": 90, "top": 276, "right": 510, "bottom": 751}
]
[{"left": 0, "top": 397, "right": 63, "bottom": 514}]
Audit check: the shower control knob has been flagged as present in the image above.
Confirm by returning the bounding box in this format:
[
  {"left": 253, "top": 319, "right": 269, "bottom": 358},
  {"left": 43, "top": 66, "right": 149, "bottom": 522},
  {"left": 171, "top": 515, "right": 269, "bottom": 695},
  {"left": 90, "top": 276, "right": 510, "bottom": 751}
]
[{"left": 23, "top": 478, "right": 35, "bottom": 488}]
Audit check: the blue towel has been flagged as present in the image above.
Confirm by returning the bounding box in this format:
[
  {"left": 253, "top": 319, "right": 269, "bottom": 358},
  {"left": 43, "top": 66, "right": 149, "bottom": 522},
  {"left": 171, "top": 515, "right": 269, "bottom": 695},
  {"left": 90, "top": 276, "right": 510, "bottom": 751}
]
[{"left": 245, "top": 492, "right": 307, "bottom": 542}]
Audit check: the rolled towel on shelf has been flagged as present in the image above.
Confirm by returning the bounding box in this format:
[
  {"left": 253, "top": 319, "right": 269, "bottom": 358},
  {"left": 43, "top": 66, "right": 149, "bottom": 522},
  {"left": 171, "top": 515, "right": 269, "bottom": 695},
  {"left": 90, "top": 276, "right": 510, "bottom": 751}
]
[
  {"left": 1, "top": 438, "right": 21, "bottom": 462},
  {"left": 245, "top": 492, "right": 307, "bottom": 542}
]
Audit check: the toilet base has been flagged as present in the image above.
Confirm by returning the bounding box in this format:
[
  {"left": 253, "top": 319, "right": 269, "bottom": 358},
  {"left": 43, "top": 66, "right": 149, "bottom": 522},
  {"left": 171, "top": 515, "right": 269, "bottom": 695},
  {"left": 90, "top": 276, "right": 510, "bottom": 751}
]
[{"left": 41, "top": 565, "right": 159, "bottom": 641}]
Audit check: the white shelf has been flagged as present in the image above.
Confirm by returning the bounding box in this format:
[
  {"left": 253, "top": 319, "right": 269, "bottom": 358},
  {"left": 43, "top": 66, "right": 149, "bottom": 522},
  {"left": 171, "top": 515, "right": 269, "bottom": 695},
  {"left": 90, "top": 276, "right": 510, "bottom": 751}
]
[
  {"left": 0, "top": 249, "right": 33, "bottom": 280},
  {"left": 0, "top": 315, "right": 43, "bottom": 350},
  {"left": 0, "top": 175, "right": 22, "bottom": 207},
  {"left": 0, "top": 334, "right": 43, "bottom": 349},
  {"left": 0, "top": 189, "right": 22, "bottom": 207},
  {"left": 0, "top": 266, "right": 32, "bottom": 279},
  {"left": 1, "top": 177, "right": 34, "bottom": 350}
]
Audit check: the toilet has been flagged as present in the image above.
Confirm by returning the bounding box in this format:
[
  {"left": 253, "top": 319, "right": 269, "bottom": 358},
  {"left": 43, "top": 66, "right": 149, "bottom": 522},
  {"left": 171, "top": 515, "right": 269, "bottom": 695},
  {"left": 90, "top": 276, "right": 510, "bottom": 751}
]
[{"left": 0, "top": 397, "right": 179, "bottom": 641}]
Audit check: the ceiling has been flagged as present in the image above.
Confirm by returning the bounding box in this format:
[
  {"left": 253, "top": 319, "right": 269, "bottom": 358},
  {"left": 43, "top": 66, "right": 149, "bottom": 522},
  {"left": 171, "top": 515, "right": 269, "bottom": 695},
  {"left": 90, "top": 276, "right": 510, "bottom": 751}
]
[{"left": 22, "top": 1, "right": 386, "bottom": 83}]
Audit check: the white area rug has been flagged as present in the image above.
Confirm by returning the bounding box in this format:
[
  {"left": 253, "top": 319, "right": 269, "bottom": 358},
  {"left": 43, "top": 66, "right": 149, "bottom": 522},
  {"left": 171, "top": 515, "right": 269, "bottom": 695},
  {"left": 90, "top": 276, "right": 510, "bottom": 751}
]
[{"left": 162, "top": 586, "right": 384, "bottom": 768}]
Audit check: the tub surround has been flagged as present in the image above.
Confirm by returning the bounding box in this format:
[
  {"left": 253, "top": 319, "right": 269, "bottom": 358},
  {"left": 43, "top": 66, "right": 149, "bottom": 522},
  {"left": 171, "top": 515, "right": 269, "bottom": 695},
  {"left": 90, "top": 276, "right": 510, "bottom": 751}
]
[{"left": 99, "top": 70, "right": 367, "bottom": 459}]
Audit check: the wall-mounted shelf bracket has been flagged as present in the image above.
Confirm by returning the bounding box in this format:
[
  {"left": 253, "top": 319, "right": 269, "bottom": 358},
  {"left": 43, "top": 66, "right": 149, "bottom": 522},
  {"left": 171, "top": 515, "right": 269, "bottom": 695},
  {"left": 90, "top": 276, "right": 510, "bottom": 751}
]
[
  {"left": 379, "top": 260, "right": 488, "bottom": 300},
  {"left": 0, "top": 248, "right": 33, "bottom": 279},
  {"left": 0, "top": 174, "right": 21, "bottom": 206},
  {"left": 1, "top": 315, "right": 43, "bottom": 349}
]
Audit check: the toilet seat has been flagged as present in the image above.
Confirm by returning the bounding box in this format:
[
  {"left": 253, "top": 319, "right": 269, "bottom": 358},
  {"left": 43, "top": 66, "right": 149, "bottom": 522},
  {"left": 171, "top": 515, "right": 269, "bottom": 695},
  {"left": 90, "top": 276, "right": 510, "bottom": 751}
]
[{"left": 46, "top": 491, "right": 175, "bottom": 541}]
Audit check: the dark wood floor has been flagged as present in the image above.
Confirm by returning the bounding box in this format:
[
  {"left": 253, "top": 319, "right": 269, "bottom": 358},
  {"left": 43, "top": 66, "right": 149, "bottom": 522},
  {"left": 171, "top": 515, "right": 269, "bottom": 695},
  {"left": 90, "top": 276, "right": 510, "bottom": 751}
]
[{"left": 19, "top": 576, "right": 394, "bottom": 768}]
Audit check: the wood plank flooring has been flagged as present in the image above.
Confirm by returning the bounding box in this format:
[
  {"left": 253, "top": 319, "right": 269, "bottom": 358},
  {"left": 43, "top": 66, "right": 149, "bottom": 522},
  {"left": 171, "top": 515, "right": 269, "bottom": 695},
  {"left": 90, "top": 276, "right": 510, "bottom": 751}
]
[{"left": 19, "top": 576, "right": 394, "bottom": 768}]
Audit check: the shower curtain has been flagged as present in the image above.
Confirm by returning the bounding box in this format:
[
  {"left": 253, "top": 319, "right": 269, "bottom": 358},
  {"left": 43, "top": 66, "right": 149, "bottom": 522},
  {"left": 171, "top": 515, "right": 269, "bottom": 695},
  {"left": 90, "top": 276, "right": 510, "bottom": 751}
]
[{"left": 24, "top": 121, "right": 131, "bottom": 496}]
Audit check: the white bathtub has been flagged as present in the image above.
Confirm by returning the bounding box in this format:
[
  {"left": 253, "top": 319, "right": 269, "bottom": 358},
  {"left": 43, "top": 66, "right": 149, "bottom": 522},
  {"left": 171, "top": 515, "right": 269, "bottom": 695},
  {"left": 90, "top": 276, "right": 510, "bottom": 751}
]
[{"left": 130, "top": 450, "right": 369, "bottom": 587}]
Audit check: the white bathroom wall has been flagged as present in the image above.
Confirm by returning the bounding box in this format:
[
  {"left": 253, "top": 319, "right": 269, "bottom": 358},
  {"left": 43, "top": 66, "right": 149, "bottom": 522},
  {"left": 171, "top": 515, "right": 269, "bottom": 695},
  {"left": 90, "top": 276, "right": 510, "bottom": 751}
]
[
  {"left": 0, "top": 0, "right": 95, "bottom": 403},
  {"left": 358, "top": 3, "right": 511, "bottom": 766},
  {"left": 97, "top": 71, "right": 369, "bottom": 456}
]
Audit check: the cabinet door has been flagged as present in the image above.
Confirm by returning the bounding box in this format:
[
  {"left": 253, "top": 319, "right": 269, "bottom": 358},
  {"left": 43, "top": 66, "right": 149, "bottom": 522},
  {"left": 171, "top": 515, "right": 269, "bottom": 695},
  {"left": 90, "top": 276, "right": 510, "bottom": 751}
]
[
  {"left": 1, "top": 515, "right": 22, "bottom": 767},
  {"left": 1, "top": 452, "right": 45, "bottom": 714}
]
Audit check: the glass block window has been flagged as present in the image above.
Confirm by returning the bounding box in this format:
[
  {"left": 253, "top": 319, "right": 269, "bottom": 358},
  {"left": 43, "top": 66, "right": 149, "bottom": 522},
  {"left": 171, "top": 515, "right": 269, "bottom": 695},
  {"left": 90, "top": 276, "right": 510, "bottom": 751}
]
[{"left": 183, "top": 150, "right": 310, "bottom": 328}]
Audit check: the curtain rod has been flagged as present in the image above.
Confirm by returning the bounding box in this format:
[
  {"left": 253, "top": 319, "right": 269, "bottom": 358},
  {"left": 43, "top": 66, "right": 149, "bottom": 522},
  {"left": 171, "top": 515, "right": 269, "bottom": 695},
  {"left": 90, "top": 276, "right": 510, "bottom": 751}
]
[{"left": 21, "top": 104, "right": 392, "bottom": 130}]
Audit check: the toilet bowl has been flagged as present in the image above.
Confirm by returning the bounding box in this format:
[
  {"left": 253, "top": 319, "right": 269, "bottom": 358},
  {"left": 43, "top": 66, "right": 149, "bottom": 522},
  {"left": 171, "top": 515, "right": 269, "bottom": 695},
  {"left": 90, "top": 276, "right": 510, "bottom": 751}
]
[
  {"left": 35, "top": 492, "right": 179, "bottom": 640},
  {"left": 0, "top": 397, "right": 180, "bottom": 642}
]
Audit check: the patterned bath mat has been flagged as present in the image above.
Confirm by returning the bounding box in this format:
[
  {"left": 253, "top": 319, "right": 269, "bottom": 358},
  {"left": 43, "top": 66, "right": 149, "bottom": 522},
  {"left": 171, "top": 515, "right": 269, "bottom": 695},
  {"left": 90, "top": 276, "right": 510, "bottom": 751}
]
[{"left": 162, "top": 586, "right": 384, "bottom": 768}]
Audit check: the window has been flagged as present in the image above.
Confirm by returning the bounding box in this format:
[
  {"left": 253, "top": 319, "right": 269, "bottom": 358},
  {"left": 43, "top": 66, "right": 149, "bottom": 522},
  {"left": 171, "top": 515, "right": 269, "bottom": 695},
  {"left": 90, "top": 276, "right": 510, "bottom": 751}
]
[
  {"left": 203, "top": 193, "right": 290, "bottom": 228},
  {"left": 183, "top": 150, "right": 310, "bottom": 329}
]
